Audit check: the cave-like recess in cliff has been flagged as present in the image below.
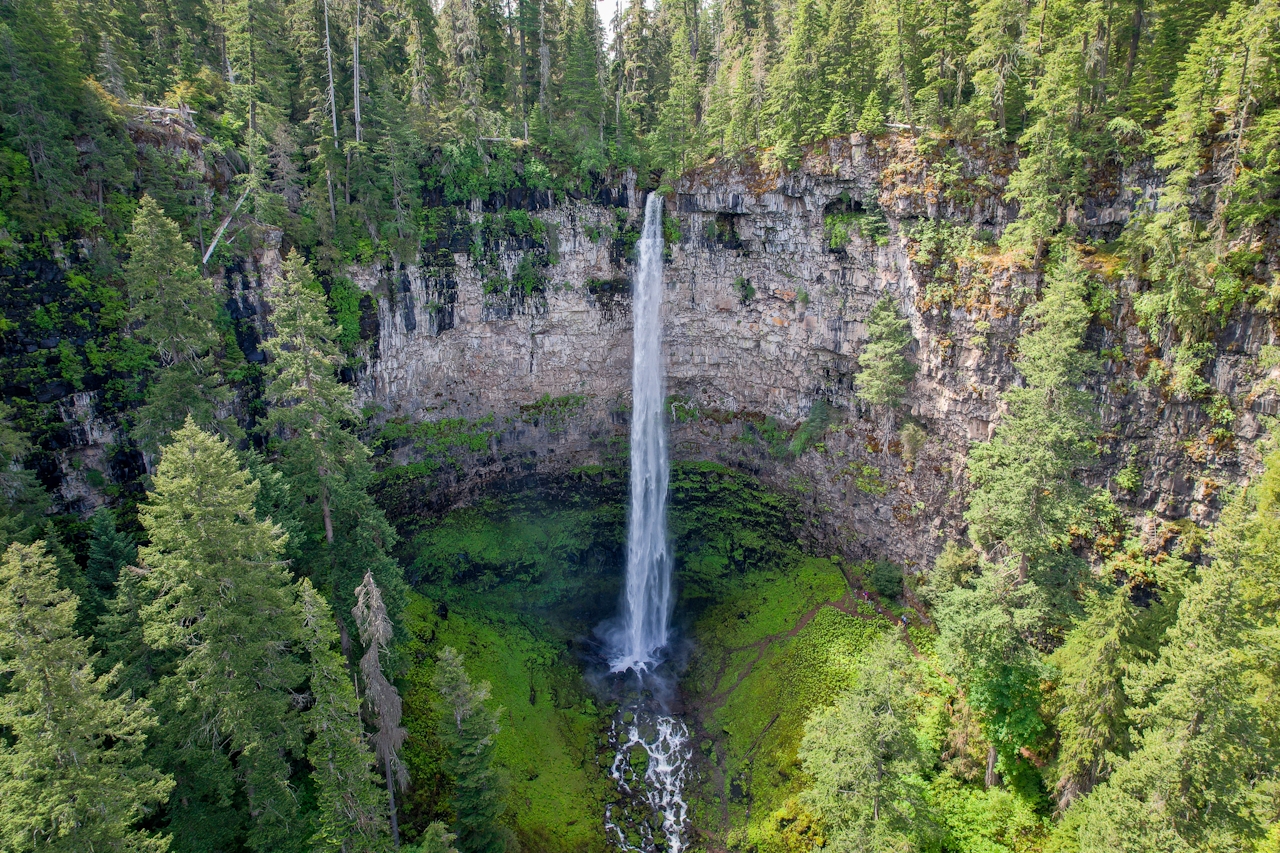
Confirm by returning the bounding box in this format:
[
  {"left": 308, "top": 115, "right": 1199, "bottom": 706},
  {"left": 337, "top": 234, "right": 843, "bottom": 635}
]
[{"left": 384, "top": 462, "right": 902, "bottom": 852}]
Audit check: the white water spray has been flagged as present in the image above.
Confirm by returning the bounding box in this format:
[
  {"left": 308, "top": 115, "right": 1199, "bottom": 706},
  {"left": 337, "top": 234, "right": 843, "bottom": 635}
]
[{"left": 611, "top": 193, "right": 672, "bottom": 674}]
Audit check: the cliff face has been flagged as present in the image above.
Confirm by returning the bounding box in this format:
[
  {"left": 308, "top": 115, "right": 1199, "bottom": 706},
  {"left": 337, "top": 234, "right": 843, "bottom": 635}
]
[
  {"left": 349, "top": 134, "right": 1278, "bottom": 568},
  {"left": 28, "top": 133, "right": 1278, "bottom": 569}
]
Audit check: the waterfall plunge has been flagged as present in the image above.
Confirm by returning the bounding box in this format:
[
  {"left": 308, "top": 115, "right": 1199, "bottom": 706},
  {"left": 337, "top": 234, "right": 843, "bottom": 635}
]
[
  {"left": 603, "top": 193, "right": 691, "bottom": 853},
  {"left": 611, "top": 192, "right": 672, "bottom": 674}
]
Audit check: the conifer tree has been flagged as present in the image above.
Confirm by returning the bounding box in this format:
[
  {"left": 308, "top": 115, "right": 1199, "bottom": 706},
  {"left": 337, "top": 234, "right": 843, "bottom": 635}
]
[
  {"left": 1066, "top": 450, "right": 1280, "bottom": 851},
  {"left": 854, "top": 294, "right": 917, "bottom": 444},
  {"left": 651, "top": 21, "right": 699, "bottom": 180},
  {"left": 433, "top": 646, "right": 506, "bottom": 853},
  {"left": 0, "top": 540, "right": 174, "bottom": 853},
  {"left": 96, "top": 563, "right": 162, "bottom": 701},
  {"left": 1048, "top": 584, "right": 1148, "bottom": 807},
  {"left": 965, "top": 248, "right": 1097, "bottom": 572},
  {"left": 935, "top": 560, "right": 1049, "bottom": 788},
  {"left": 0, "top": 402, "right": 48, "bottom": 545},
  {"left": 410, "top": 822, "right": 462, "bottom": 853},
  {"left": 138, "top": 418, "right": 306, "bottom": 853},
  {"left": 124, "top": 196, "right": 218, "bottom": 366},
  {"left": 766, "top": 0, "right": 827, "bottom": 162},
  {"left": 263, "top": 249, "right": 405, "bottom": 629},
  {"left": 124, "top": 196, "right": 234, "bottom": 453},
  {"left": 556, "top": 0, "right": 607, "bottom": 170},
  {"left": 301, "top": 579, "right": 392, "bottom": 852},
  {"left": 86, "top": 507, "right": 136, "bottom": 601},
  {"left": 966, "top": 0, "right": 1025, "bottom": 136},
  {"left": 798, "top": 632, "right": 935, "bottom": 851}
]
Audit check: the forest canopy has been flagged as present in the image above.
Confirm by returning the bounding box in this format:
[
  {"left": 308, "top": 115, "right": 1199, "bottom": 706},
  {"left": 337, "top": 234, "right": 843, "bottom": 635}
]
[{"left": 0, "top": 0, "right": 1278, "bottom": 850}]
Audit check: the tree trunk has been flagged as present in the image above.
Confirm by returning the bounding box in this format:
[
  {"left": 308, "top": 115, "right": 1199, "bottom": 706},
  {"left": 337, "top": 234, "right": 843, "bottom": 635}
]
[
  {"left": 325, "top": 168, "right": 336, "bottom": 225},
  {"left": 353, "top": 0, "right": 362, "bottom": 144},
  {"left": 985, "top": 744, "right": 1000, "bottom": 789},
  {"left": 384, "top": 755, "right": 401, "bottom": 847},
  {"left": 1124, "top": 0, "right": 1143, "bottom": 89},
  {"left": 323, "top": 0, "right": 339, "bottom": 145},
  {"left": 538, "top": 0, "right": 549, "bottom": 111},
  {"left": 320, "top": 480, "right": 334, "bottom": 545}
]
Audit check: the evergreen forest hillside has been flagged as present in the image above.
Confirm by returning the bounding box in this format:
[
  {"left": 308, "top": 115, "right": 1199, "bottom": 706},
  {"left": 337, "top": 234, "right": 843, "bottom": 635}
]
[{"left": 0, "top": 0, "right": 1279, "bottom": 851}]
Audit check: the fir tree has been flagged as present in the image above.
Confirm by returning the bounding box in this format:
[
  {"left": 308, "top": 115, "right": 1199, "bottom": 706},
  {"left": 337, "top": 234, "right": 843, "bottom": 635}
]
[
  {"left": 409, "top": 822, "right": 462, "bottom": 853},
  {"left": 965, "top": 248, "right": 1097, "bottom": 573},
  {"left": 124, "top": 196, "right": 218, "bottom": 366},
  {"left": 263, "top": 248, "right": 405, "bottom": 631},
  {"left": 124, "top": 196, "right": 233, "bottom": 453},
  {"left": 651, "top": 21, "right": 699, "bottom": 181},
  {"left": 86, "top": 507, "right": 136, "bottom": 600},
  {"left": 433, "top": 646, "right": 506, "bottom": 853},
  {"left": 1066, "top": 451, "right": 1280, "bottom": 850},
  {"left": 0, "top": 402, "right": 48, "bottom": 546},
  {"left": 301, "top": 578, "right": 392, "bottom": 852},
  {"left": 798, "top": 632, "right": 936, "bottom": 851},
  {"left": 352, "top": 571, "right": 409, "bottom": 846},
  {"left": 855, "top": 90, "right": 887, "bottom": 135},
  {"left": 935, "top": 560, "right": 1049, "bottom": 789},
  {"left": 138, "top": 418, "right": 307, "bottom": 853},
  {"left": 854, "top": 294, "right": 917, "bottom": 443},
  {"left": 0, "top": 541, "right": 174, "bottom": 853}
]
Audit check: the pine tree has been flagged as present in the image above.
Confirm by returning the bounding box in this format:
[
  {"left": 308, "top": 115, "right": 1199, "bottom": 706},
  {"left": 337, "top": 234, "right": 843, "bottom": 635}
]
[
  {"left": 409, "top": 822, "right": 462, "bottom": 853},
  {"left": 1067, "top": 450, "right": 1280, "bottom": 850},
  {"left": 854, "top": 294, "right": 917, "bottom": 443},
  {"left": 765, "top": 0, "right": 827, "bottom": 161},
  {"left": 433, "top": 646, "right": 506, "bottom": 853},
  {"left": 555, "top": 0, "right": 607, "bottom": 171},
  {"left": 798, "top": 632, "right": 936, "bottom": 851},
  {"left": 0, "top": 402, "right": 48, "bottom": 545},
  {"left": 0, "top": 540, "right": 174, "bottom": 853},
  {"left": 866, "top": 0, "right": 923, "bottom": 127},
  {"left": 137, "top": 418, "right": 307, "bottom": 853},
  {"left": 96, "top": 563, "right": 163, "bottom": 701},
  {"left": 124, "top": 196, "right": 233, "bottom": 453},
  {"left": 124, "top": 196, "right": 218, "bottom": 365},
  {"left": 935, "top": 559, "right": 1049, "bottom": 788},
  {"left": 301, "top": 579, "right": 393, "bottom": 852},
  {"left": 966, "top": 0, "right": 1025, "bottom": 136},
  {"left": 1048, "top": 583, "right": 1149, "bottom": 807},
  {"left": 651, "top": 20, "right": 699, "bottom": 181},
  {"left": 353, "top": 571, "right": 409, "bottom": 847},
  {"left": 855, "top": 90, "right": 887, "bottom": 135}
]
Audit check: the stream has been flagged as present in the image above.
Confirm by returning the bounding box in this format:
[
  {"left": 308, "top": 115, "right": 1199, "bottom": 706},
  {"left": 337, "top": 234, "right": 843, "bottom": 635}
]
[{"left": 604, "top": 706, "right": 692, "bottom": 853}]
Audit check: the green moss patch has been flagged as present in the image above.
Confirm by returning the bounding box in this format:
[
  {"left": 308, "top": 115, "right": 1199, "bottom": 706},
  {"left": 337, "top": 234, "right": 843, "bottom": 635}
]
[
  {"left": 685, "top": 558, "right": 895, "bottom": 853},
  {"left": 400, "top": 594, "right": 609, "bottom": 853}
]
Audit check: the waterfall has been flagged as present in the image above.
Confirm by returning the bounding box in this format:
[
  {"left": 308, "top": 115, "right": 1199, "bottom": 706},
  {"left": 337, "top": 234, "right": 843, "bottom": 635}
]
[{"left": 611, "top": 192, "right": 672, "bottom": 674}]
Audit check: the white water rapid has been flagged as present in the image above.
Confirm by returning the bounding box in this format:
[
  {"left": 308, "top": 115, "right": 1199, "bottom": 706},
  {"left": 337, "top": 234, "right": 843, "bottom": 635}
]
[
  {"left": 605, "top": 710, "right": 692, "bottom": 853},
  {"left": 611, "top": 192, "right": 673, "bottom": 674}
]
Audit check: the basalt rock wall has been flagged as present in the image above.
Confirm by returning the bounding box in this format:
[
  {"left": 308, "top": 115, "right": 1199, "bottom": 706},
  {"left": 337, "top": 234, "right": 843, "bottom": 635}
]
[{"left": 352, "top": 134, "right": 1279, "bottom": 569}]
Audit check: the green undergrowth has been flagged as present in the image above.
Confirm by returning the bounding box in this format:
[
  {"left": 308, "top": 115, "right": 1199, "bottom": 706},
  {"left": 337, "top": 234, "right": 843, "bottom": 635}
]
[
  {"left": 399, "top": 594, "right": 608, "bottom": 853},
  {"left": 391, "top": 461, "right": 858, "bottom": 852},
  {"left": 687, "top": 555, "right": 895, "bottom": 852}
]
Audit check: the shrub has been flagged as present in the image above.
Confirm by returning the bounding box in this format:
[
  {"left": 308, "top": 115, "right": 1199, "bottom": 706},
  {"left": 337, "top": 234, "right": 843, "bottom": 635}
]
[{"left": 868, "top": 559, "right": 904, "bottom": 598}]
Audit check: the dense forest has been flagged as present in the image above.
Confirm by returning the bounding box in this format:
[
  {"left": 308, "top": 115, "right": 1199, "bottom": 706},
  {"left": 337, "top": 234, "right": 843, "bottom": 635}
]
[{"left": 0, "top": 0, "right": 1279, "bottom": 849}]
